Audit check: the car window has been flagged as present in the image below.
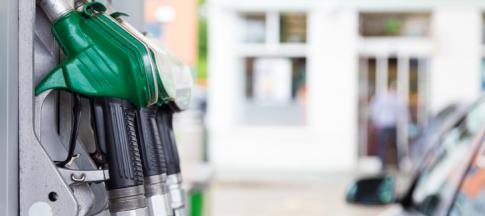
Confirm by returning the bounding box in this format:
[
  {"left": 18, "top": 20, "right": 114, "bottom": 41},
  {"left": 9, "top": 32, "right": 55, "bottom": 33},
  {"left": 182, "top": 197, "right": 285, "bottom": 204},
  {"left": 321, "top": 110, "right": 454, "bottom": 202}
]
[
  {"left": 410, "top": 104, "right": 461, "bottom": 163},
  {"left": 449, "top": 139, "right": 485, "bottom": 216},
  {"left": 411, "top": 100, "right": 485, "bottom": 215}
]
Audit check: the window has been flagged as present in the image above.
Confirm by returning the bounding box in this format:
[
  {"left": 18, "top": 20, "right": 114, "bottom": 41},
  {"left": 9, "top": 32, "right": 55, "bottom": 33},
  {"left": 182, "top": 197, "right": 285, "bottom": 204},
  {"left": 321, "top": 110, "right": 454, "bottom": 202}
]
[
  {"left": 242, "top": 57, "right": 306, "bottom": 125},
  {"left": 411, "top": 100, "right": 485, "bottom": 215},
  {"left": 245, "top": 57, "right": 306, "bottom": 103},
  {"left": 238, "top": 11, "right": 308, "bottom": 125},
  {"left": 280, "top": 13, "right": 307, "bottom": 43},
  {"left": 241, "top": 13, "right": 266, "bottom": 43},
  {"left": 240, "top": 12, "right": 307, "bottom": 44},
  {"left": 359, "top": 13, "right": 431, "bottom": 37}
]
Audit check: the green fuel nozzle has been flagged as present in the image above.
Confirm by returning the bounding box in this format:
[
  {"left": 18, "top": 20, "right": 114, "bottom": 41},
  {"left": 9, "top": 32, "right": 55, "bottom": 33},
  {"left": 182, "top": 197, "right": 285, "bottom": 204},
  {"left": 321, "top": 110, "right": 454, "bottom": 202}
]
[{"left": 36, "top": 0, "right": 193, "bottom": 109}]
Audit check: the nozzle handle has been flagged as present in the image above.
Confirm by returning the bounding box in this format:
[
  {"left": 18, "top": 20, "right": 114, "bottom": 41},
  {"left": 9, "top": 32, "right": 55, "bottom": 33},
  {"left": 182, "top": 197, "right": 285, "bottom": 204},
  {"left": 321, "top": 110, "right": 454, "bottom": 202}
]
[
  {"left": 137, "top": 107, "right": 167, "bottom": 177},
  {"left": 92, "top": 98, "right": 145, "bottom": 190},
  {"left": 156, "top": 106, "right": 181, "bottom": 175}
]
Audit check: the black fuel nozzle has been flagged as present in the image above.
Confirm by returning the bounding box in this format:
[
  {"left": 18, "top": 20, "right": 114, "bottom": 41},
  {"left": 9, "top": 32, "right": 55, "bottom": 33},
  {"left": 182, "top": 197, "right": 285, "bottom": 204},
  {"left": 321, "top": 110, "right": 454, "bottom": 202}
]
[
  {"left": 91, "top": 98, "right": 146, "bottom": 213},
  {"left": 137, "top": 106, "right": 174, "bottom": 216},
  {"left": 156, "top": 105, "right": 181, "bottom": 176},
  {"left": 156, "top": 104, "right": 187, "bottom": 215},
  {"left": 137, "top": 106, "right": 168, "bottom": 177}
]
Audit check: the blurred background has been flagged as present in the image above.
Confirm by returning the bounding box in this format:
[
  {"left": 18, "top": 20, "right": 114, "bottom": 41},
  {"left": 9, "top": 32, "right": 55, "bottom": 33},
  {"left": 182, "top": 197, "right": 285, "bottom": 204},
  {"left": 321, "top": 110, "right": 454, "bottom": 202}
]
[{"left": 114, "top": 0, "right": 485, "bottom": 215}]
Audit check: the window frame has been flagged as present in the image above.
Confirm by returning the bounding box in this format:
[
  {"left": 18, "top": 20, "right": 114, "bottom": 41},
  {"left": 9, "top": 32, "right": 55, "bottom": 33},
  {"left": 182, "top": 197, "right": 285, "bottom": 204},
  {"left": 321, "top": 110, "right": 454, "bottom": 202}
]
[{"left": 236, "top": 9, "right": 309, "bottom": 126}]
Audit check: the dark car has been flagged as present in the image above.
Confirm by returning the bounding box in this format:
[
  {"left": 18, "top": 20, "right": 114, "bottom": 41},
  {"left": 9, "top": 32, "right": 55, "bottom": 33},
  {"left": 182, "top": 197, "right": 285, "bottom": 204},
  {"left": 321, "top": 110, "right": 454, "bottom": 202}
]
[{"left": 347, "top": 98, "right": 485, "bottom": 216}]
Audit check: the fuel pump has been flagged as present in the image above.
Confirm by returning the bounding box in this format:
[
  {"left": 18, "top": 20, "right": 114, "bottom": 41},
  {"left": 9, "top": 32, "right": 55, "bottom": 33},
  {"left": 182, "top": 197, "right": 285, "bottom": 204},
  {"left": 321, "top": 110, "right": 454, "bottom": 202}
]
[
  {"left": 34, "top": 0, "right": 193, "bottom": 215},
  {"left": 138, "top": 38, "right": 193, "bottom": 216},
  {"left": 158, "top": 105, "right": 189, "bottom": 216},
  {"left": 137, "top": 106, "right": 174, "bottom": 216},
  {"left": 145, "top": 36, "right": 193, "bottom": 216}
]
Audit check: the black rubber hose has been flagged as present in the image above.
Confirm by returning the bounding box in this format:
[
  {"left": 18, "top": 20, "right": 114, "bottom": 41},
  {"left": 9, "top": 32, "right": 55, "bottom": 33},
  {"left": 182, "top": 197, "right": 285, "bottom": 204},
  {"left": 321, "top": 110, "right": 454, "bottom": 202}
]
[
  {"left": 90, "top": 98, "right": 107, "bottom": 166},
  {"left": 56, "top": 93, "right": 81, "bottom": 167}
]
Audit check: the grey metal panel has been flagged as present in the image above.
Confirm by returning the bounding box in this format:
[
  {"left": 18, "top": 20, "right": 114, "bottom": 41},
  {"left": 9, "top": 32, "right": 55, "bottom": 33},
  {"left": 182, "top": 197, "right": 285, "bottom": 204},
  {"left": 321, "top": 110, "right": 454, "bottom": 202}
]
[
  {"left": 19, "top": 0, "right": 78, "bottom": 215},
  {"left": 0, "top": 0, "right": 19, "bottom": 215},
  {"left": 16, "top": 0, "right": 147, "bottom": 215},
  {"left": 19, "top": 1, "right": 110, "bottom": 215}
]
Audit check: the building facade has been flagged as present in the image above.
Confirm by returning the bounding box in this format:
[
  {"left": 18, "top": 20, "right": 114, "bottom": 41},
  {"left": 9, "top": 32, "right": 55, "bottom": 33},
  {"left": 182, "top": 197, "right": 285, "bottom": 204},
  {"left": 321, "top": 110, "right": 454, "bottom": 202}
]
[{"left": 207, "top": 0, "right": 485, "bottom": 174}]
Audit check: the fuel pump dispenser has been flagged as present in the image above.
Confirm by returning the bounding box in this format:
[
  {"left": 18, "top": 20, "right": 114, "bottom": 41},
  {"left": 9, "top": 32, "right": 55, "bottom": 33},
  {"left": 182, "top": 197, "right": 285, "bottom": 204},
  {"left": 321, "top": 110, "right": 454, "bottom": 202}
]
[
  {"left": 157, "top": 105, "right": 189, "bottom": 216},
  {"left": 147, "top": 37, "right": 193, "bottom": 216},
  {"left": 32, "top": 0, "right": 193, "bottom": 215}
]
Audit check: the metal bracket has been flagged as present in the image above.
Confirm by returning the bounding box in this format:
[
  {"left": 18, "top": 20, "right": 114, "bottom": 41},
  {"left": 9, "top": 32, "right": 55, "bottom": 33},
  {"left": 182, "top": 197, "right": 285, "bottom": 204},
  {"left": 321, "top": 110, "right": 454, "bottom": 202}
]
[{"left": 58, "top": 167, "right": 110, "bottom": 185}]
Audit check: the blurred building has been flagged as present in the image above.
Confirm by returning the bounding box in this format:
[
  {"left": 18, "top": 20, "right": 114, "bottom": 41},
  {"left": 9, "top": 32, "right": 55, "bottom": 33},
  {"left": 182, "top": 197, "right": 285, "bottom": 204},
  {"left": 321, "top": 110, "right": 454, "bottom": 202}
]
[
  {"left": 207, "top": 0, "right": 485, "bottom": 174},
  {"left": 144, "top": 0, "right": 198, "bottom": 66}
]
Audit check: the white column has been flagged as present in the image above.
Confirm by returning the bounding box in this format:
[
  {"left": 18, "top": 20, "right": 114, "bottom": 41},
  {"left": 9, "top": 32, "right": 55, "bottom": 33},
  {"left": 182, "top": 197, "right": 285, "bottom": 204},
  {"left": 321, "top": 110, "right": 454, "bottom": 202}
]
[
  {"left": 376, "top": 56, "right": 388, "bottom": 95},
  {"left": 266, "top": 11, "right": 280, "bottom": 45},
  {"left": 418, "top": 59, "right": 430, "bottom": 125},
  {"left": 430, "top": 7, "right": 481, "bottom": 113},
  {"left": 359, "top": 58, "right": 369, "bottom": 156},
  {"left": 207, "top": 5, "right": 240, "bottom": 165},
  {"left": 397, "top": 56, "right": 410, "bottom": 158},
  {"left": 307, "top": 6, "right": 359, "bottom": 170}
]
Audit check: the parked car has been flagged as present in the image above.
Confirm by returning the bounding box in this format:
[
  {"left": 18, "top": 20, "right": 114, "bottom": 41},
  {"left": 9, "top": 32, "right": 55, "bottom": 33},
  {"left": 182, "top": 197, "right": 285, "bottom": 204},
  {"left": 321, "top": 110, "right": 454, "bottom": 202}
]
[
  {"left": 409, "top": 103, "right": 468, "bottom": 164},
  {"left": 346, "top": 98, "right": 485, "bottom": 216}
]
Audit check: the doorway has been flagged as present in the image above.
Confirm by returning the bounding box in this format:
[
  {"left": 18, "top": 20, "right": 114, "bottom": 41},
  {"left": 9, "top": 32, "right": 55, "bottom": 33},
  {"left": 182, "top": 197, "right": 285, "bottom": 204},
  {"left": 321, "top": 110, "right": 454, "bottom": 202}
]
[{"left": 358, "top": 56, "right": 428, "bottom": 165}]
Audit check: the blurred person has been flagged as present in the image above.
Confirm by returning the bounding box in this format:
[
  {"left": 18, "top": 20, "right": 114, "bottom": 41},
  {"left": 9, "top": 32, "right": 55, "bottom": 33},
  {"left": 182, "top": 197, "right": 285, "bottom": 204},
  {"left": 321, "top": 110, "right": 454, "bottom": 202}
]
[{"left": 369, "top": 82, "right": 408, "bottom": 170}]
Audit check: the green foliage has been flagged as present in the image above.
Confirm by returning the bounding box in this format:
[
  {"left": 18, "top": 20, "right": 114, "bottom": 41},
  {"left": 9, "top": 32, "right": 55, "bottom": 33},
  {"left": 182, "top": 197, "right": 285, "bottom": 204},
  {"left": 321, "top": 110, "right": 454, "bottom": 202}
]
[{"left": 197, "top": 0, "right": 208, "bottom": 81}]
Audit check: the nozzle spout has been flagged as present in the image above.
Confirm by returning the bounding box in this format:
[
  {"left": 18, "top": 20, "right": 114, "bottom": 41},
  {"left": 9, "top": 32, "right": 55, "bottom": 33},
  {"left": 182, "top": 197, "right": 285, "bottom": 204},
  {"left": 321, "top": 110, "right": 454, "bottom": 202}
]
[{"left": 38, "top": 0, "right": 73, "bottom": 22}]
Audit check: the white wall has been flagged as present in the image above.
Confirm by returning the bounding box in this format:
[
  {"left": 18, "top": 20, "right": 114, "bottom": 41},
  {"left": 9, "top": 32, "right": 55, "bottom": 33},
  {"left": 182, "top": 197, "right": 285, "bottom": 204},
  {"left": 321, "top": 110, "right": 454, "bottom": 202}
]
[
  {"left": 208, "top": 3, "right": 359, "bottom": 174},
  {"left": 430, "top": 6, "right": 482, "bottom": 113}
]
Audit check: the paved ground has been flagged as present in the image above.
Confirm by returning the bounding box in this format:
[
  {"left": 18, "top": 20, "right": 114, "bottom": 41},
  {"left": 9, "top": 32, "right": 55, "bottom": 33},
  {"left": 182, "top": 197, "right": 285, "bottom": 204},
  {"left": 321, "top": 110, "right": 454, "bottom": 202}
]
[{"left": 209, "top": 174, "right": 390, "bottom": 216}]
